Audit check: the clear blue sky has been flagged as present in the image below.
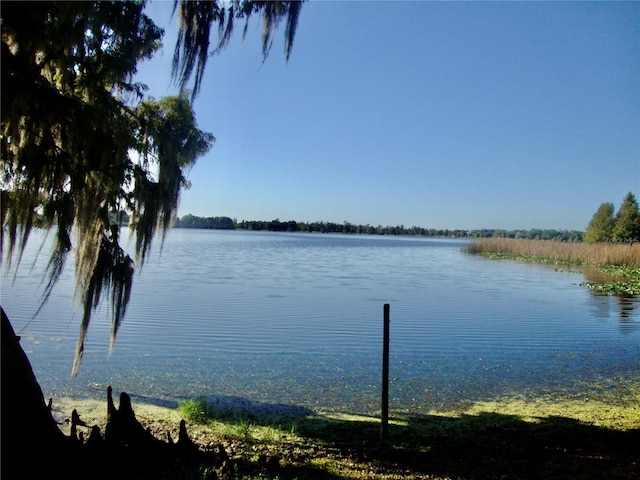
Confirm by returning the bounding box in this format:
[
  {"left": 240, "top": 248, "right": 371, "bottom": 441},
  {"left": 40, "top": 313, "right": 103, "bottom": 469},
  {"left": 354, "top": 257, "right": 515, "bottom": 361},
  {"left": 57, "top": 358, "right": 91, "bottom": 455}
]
[{"left": 135, "top": 0, "right": 639, "bottom": 231}]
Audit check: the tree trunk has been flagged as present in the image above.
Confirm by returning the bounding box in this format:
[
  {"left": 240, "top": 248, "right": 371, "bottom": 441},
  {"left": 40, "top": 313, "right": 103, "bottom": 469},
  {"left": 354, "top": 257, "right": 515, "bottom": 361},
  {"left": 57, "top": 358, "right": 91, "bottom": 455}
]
[
  {"left": 1, "top": 307, "right": 67, "bottom": 478},
  {"left": 1, "top": 307, "right": 213, "bottom": 479}
]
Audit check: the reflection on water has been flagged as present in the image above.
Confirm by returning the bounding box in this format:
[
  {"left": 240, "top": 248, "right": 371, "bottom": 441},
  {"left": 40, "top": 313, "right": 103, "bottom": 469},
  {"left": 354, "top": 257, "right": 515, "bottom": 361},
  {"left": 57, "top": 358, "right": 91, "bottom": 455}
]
[
  {"left": 619, "top": 297, "right": 639, "bottom": 321},
  {"left": 588, "top": 294, "right": 640, "bottom": 334},
  {"left": 582, "top": 266, "right": 640, "bottom": 331},
  {"left": 2, "top": 229, "right": 639, "bottom": 414}
]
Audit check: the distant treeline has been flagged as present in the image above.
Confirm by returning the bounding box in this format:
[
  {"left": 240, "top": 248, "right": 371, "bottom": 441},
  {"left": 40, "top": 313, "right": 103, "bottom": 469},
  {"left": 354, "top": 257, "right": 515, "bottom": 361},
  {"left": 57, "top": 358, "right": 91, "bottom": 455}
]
[
  {"left": 173, "top": 214, "right": 583, "bottom": 241},
  {"left": 174, "top": 214, "right": 235, "bottom": 230}
]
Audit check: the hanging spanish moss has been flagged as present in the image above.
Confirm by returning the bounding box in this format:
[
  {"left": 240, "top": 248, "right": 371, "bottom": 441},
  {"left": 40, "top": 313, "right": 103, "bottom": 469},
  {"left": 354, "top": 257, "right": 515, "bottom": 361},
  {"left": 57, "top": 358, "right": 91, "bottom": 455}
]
[
  {"left": 2, "top": 2, "right": 213, "bottom": 376},
  {"left": 71, "top": 226, "right": 134, "bottom": 377},
  {"left": 132, "top": 93, "right": 214, "bottom": 266},
  {"left": 172, "top": 0, "right": 304, "bottom": 99},
  {"left": 2, "top": 0, "right": 302, "bottom": 376}
]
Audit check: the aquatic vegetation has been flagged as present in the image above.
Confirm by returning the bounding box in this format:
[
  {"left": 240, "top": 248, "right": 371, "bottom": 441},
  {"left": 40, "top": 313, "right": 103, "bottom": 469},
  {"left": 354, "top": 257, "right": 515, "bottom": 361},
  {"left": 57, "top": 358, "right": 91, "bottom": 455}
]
[
  {"left": 580, "top": 264, "right": 640, "bottom": 295},
  {"left": 580, "top": 280, "right": 640, "bottom": 296},
  {"left": 466, "top": 238, "right": 640, "bottom": 295},
  {"left": 598, "top": 264, "right": 640, "bottom": 278},
  {"left": 466, "top": 238, "right": 640, "bottom": 267}
]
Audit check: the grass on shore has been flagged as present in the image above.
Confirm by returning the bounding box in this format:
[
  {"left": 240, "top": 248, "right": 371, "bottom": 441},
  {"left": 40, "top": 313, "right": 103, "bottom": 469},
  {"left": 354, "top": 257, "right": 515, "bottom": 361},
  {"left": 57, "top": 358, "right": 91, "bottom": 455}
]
[
  {"left": 166, "top": 383, "right": 640, "bottom": 479},
  {"left": 465, "top": 238, "right": 640, "bottom": 267},
  {"left": 52, "top": 381, "right": 640, "bottom": 479},
  {"left": 465, "top": 238, "right": 640, "bottom": 295}
]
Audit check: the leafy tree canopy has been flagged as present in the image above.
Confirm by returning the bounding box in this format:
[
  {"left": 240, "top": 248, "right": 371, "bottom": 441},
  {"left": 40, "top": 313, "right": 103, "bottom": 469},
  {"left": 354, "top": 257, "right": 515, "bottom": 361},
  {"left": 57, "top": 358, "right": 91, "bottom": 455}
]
[
  {"left": 1, "top": 0, "right": 303, "bottom": 375},
  {"left": 584, "top": 193, "right": 640, "bottom": 244},
  {"left": 1, "top": 1, "right": 214, "bottom": 376},
  {"left": 175, "top": 216, "right": 582, "bottom": 241},
  {"left": 612, "top": 192, "right": 640, "bottom": 243},
  {"left": 2, "top": 0, "right": 304, "bottom": 375},
  {"left": 584, "top": 202, "right": 616, "bottom": 244}
]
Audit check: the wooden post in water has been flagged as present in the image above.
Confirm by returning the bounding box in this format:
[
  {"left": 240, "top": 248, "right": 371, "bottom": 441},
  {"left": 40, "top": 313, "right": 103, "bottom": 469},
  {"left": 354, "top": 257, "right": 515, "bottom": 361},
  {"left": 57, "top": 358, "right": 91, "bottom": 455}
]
[{"left": 381, "top": 303, "right": 390, "bottom": 444}]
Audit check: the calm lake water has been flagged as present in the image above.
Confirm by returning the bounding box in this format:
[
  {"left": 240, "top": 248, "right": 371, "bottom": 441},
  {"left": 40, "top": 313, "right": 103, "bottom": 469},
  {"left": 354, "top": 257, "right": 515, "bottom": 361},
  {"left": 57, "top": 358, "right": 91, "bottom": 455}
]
[{"left": 2, "top": 229, "right": 639, "bottom": 415}]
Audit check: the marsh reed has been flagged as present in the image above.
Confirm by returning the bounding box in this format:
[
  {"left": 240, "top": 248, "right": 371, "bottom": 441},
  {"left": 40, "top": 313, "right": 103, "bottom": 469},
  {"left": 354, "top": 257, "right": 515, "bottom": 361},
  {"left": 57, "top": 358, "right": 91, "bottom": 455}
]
[{"left": 466, "top": 238, "right": 640, "bottom": 268}]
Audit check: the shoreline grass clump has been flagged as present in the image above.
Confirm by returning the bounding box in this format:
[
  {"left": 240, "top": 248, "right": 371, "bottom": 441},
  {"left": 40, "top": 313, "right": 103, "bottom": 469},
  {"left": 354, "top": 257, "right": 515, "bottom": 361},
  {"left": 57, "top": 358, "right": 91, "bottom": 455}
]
[
  {"left": 177, "top": 397, "right": 293, "bottom": 444},
  {"left": 178, "top": 397, "right": 214, "bottom": 424},
  {"left": 466, "top": 238, "right": 640, "bottom": 295}
]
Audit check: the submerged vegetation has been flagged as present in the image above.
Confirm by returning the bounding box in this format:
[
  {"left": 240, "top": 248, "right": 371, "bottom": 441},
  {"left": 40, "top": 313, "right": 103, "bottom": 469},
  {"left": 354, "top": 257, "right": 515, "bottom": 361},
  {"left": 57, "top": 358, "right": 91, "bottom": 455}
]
[{"left": 466, "top": 238, "right": 640, "bottom": 295}]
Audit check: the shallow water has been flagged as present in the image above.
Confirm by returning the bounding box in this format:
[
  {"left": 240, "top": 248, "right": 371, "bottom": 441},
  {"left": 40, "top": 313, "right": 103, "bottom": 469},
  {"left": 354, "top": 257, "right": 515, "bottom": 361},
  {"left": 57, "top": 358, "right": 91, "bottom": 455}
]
[{"left": 2, "top": 229, "right": 638, "bottom": 414}]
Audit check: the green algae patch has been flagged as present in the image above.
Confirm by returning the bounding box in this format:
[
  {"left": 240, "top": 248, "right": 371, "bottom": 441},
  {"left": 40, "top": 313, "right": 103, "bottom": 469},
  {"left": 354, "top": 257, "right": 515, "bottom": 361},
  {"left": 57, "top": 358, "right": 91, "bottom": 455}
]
[
  {"left": 425, "top": 378, "right": 640, "bottom": 431},
  {"left": 460, "top": 395, "right": 639, "bottom": 430}
]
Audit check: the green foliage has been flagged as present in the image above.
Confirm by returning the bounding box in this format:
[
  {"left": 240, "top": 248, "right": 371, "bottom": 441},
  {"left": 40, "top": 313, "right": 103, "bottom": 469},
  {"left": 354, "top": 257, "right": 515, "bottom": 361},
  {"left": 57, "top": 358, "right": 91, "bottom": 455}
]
[
  {"left": 175, "top": 214, "right": 236, "bottom": 229},
  {"left": 178, "top": 397, "right": 214, "bottom": 424},
  {"left": 612, "top": 192, "right": 640, "bottom": 242},
  {"left": 1, "top": 1, "right": 213, "bottom": 375},
  {"left": 131, "top": 94, "right": 214, "bottom": 265},
  {"left": 581, "top": 264, "right": 640, "bottom": 296},
  {"left": 1, "top": 1, "right": 304, "bottom": 376},
  {"left": 227, "top": 217, "right": 583, "bottom": 240},
  {"left": 598, "top": 264, "right": 640, "bottom": 278},
  {"left": 580, "top": 280, "right": 640, "bottom": 296},
  {"left": 584, "top": 202, "right": 615, "bottom": 243},
  {"left": 585, "top": 192, "right": 640, "bottom": 244},
  {"left": 172, "top": 213, "right": 587, "bottom": 240}
]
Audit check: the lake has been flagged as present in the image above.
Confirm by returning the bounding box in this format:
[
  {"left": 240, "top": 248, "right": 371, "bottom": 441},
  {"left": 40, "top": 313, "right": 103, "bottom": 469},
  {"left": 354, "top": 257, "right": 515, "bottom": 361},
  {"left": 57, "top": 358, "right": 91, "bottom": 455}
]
[{"left": 2, "top": 229, "right": 639, "bottom": 415}]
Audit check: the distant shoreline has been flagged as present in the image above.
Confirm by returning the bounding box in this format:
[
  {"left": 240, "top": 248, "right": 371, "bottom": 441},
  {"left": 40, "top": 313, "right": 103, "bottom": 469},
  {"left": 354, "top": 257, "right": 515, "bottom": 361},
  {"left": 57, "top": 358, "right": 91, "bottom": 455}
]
[{"left": 172, "top": 214, "right": 584, "bottom": 241}]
